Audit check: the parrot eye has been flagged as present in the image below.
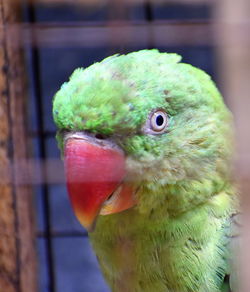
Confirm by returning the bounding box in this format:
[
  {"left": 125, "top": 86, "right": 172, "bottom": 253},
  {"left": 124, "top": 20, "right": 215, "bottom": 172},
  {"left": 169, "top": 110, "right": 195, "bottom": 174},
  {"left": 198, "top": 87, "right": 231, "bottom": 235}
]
[
  {"left": 150, "top": 110, "right": 168, "bottom": 133},
  {"left": 142, "top": 109, "right": 168, "bottom": 135}
]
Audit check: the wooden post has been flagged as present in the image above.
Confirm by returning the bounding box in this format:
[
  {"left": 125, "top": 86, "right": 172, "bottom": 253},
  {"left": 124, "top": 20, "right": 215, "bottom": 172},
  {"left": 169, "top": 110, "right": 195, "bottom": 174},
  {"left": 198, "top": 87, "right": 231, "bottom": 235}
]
[
  {"left": 0, "top": 1, "right": 37, "bottom": 291},
  {"left": 214, "top": 0, "right": 250, "bottom": 291}
]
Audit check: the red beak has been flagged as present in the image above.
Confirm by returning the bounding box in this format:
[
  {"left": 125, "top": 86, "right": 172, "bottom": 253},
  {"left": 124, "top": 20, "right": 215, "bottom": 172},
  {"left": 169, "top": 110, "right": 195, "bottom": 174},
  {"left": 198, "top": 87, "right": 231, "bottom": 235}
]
[{"left": 64, "top": 135, "right": 136, "bottom": 231}]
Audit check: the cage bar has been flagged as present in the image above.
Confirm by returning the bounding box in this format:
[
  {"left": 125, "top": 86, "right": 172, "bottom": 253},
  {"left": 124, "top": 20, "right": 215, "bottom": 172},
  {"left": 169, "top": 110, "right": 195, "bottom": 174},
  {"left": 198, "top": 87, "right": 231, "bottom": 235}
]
[
  {"left": 214, "top": 0, "right": 250, "bottom": 291},
  {"left": 0, "top": 0, "right": 37, "bottom": 291}
]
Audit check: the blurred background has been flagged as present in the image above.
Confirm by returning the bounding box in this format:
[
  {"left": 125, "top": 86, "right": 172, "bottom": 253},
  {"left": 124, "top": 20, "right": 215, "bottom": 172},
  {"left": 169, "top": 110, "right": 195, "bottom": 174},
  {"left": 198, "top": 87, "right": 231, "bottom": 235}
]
[{"left": 0, "top": 0, "right": 249, "bottom": 292}]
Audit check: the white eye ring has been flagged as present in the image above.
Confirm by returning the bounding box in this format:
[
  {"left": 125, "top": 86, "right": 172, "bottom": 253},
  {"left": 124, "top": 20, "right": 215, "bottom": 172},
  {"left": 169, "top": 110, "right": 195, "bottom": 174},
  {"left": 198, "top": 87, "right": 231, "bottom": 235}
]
[{"left": 150, "top": 110, "right": 168, "bottom": 133}]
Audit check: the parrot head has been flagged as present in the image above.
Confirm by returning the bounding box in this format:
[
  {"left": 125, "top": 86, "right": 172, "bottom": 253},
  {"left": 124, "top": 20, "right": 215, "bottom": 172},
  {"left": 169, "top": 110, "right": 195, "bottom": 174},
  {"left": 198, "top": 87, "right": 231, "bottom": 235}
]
[{"left": 53, "top": 50, "right": 232, "bottom": 231}]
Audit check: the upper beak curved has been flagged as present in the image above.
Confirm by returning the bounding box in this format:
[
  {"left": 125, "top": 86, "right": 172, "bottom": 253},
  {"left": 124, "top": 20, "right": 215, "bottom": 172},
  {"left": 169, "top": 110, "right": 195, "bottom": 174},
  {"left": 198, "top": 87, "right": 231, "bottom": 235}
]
[{"left": 64, "top": 132, "right": 136, "bottom": 231}]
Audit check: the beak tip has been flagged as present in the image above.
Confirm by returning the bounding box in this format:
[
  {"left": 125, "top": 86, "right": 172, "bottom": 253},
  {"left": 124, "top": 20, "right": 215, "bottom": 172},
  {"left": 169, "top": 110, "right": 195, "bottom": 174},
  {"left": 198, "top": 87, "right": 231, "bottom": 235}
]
[
  {"left": 84, "top": 220, "right": 97, "bottom": 233},
  {"left": 76, "top": 212, "right": 98, "bottom": 233}
]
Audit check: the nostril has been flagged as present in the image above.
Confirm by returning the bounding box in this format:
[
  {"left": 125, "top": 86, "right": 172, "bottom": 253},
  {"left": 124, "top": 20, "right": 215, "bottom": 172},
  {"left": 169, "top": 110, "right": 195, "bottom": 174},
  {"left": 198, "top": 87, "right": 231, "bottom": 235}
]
[{"left": 95, "top": 133, "right": 106, "bottom": 140}]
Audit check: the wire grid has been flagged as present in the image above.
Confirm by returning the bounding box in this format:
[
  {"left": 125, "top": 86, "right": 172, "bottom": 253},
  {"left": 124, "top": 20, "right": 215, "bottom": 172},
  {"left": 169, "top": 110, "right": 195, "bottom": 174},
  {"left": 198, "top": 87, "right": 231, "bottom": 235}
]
[{"left": 22, "top": 1, "right": 214, "bottom": 292}]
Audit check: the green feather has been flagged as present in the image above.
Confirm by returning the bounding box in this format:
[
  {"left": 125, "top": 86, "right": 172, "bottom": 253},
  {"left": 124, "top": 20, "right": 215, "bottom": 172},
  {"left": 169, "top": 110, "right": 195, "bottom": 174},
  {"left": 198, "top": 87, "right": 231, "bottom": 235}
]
[{"left": 53, "top": 50, "right": 237, "bottom": 292}]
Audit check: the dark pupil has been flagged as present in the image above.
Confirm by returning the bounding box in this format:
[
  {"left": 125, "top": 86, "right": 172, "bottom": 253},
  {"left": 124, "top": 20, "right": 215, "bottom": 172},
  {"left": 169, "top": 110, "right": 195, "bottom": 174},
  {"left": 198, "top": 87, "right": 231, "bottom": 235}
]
[{"left": 156, "top": 114, "right": 164, "bottom": 126}]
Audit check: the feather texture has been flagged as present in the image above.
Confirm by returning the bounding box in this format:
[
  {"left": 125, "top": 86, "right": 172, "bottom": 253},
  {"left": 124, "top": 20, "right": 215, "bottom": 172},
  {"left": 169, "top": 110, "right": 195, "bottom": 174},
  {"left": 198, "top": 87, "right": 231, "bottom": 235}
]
[{"left": 53, "top": 50, "right": 238, "bottom": 292}]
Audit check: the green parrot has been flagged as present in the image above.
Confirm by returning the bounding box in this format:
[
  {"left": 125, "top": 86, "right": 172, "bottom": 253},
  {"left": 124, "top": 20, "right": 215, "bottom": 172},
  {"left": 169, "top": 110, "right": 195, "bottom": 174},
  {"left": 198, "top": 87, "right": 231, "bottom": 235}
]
[{"left": 53, "top": 50, "right": 239, "bottom": 292}]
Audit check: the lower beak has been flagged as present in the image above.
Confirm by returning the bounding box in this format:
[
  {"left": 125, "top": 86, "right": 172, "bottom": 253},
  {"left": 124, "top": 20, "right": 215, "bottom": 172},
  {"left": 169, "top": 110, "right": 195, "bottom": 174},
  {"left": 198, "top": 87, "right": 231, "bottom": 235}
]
[{"left": 64, "top": 134, "right": 136, "bottom": 231}]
